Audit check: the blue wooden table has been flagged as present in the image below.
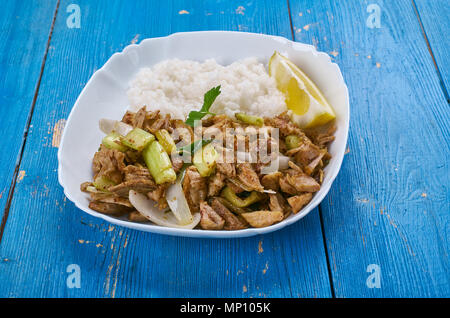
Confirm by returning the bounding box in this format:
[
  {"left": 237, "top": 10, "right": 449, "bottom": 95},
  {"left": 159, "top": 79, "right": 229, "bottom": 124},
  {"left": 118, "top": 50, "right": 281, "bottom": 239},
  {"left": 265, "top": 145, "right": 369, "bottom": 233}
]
[{"left": 0, "top": 0, "right": 448, "bottom": 298}]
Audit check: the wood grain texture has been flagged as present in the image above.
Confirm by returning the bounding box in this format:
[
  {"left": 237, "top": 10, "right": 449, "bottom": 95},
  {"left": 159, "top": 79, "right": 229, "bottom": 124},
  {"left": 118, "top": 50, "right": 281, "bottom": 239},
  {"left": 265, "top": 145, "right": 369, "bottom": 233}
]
[
  {"left": 414, "top": 0, "right": 450, "bottom": 98},
  {"left": 0, "top": 1, "right": 57, "bottom": 225},
  {"left": 0, "top": 0, "right": 332, "bottom": 298},
  {"left": 289, "top": 0, "right": 449, "bottom": 297}
]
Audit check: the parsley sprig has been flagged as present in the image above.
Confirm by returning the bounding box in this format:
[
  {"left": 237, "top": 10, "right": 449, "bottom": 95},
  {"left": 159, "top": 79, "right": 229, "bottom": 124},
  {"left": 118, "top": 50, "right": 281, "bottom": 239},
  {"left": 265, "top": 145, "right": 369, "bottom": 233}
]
[{"left": 185, "top": 86, "right": 221, "bottom": 127}]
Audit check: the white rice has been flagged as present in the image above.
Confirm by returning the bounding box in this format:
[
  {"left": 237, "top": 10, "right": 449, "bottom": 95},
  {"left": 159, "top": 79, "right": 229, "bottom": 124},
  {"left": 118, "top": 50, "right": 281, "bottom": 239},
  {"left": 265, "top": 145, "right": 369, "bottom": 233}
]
[{"left": 127, "top": 58, "right": 287, "bottom": 120}]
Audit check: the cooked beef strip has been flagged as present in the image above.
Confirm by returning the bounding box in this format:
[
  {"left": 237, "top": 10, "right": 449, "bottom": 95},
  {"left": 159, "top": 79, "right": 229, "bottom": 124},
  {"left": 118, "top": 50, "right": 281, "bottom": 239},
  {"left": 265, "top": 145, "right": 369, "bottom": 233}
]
[
  {"left": 216, "top": 162, "right": 236, "bottom": 178},
  {"left": 182, "top": 166, "right": 207, "bottom": 212},
  {"left": 108, "top": 179, "right": 156, "bottom": 197},
  {"left": 286, "top": 172, "right": 320, "bottom": 193},
  {"left": 89, "top": 201, "right": 132, "bottom": 216},
  {"left": 241, "top": 210, "right": 284, "bottom": 228},
  {"left": 269, "top": 193, "right": 291, "bottom": 217},
  {"left": 199, "top": 201, "right": 225, "bottom": 230},
  {"left": 237, "top": 163, "right": 263, "bottom": 192},
  {"left": 287, "top": 193, "right": 313, "bottom": 213},
  {"left": 211, "top": 198, "right": 248, "bottom": 230},
  {"left": 89, "top": 192, "right": 133, "bottom": 207},
  {"left": 92, "top": 145, "right": 126, "bottom": 184},
  {"left": 208, "top": 172, "right": 226, "bottom": 197},
  {"left": 261, "top": 172, "right": 282, "bottom": 191}
]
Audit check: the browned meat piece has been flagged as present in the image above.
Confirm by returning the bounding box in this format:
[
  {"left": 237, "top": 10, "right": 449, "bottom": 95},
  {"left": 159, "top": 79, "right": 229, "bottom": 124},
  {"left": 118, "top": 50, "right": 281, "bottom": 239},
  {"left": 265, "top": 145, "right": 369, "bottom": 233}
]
[
  {"left": 108, "top": 179, "right": 156, "bottom": 197},
  {"left": 261, "top": 172, "right": 282, "bottom": 191},
  {"left": 237, "top": 163, "right": 263, "bottom": 192},
  {"left": 269, "top": 193, "right": 291, "bottom": 217},
  {"left": 182, "top": 166, "right": 207, "bottom": 212},
  {"left": 90, "top": 192, "right": 133, "bottom": 207},
  {"left": 89, "top": 201, "right": 132, "bottom": 216},
  {"left": 287, "top": 142, "right": 322, "bottom": 168},
  {"left": 279, "top": 175, "right": 298, "bottom": 195},
  {"left": 92, "top": 145, "right": 126, "bottom": 184},
  {"left": 241, "top": 211, "right": 284, "bottom": 228},
  {"left": 216, "top": 162, "right": 236, "bottom": 178},
  {"left": 199, "top": 201, "right": 225, "bottom": 230},
  {"left": 172, "top": 120, "right": 194, "bottom": 144},
  {"left": 133, "top": 107, "right": 147, "bottom": 128},
  {"left": 171, "top": 156, "right": 184, "bottom": 174},
  {"left": 264, "top": 112, "right": 305, "bottom": 137},
  {"left": 121, "top": 111, "right": 135, "bottom": 125},
  {"left": 286, "top": 173, "right": 320, "bottom": 193},
  {"left": 80, "top": 182, "right": 93, "bottom": 192},
  {"left": 304, "top": 151, "right": 325, "bottom": 175},
  {"left": 123, "top": 165, "right": 151, "bottom": 181},
  {"left": 211, "top": 198, "right": 248, "bottom": 230},
  {"left": 287, "top": 193, "right": 313, "bottom": 213},
  {"left": 147, "top": 184, "right": 169, "bottom": 210},
  {"left": 208, "top": 172, "right": 226, "bottom": 197},
  {"left": 128, "top": 211, "right": 149, "bottom": 222}
]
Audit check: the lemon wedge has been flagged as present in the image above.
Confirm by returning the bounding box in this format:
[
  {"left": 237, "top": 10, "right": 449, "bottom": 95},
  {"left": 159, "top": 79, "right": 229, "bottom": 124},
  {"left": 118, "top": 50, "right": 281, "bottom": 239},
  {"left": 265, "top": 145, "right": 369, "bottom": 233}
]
[{"left": 269, "top": 51, "right": 335, "bottom": 128}]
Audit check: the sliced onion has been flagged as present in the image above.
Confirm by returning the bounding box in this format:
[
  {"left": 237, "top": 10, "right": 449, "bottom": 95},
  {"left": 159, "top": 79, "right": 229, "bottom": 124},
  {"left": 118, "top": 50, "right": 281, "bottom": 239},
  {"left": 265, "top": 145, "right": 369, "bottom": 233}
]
[
  {"left": 278, "top": 155, "right": 290, "bottom": 170},
  {"left": 99, "top": 118, "right": 133, "bottom": 136},
  {"left": 165, "top": 177, "right": 194, "bottom": 225},
  {"left": 129, "top": 190, "right": 200, "bottom": 229}
]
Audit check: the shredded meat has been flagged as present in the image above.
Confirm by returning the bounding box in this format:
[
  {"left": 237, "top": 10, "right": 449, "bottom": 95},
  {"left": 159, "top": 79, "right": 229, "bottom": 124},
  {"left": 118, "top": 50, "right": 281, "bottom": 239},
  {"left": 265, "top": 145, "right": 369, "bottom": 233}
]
[
  {"left": 216, "top": 162, "right": 236, "bottom": 178},
  {"left": 208, "top": 172, "right": 226, "bottom": 197},
  {"left": 286, "top": 172, "right": 320, "bottom": 193},
  {"left": 269, "top": 193, "right": 291, "bottom": 217},
  {"left": 261, "top": 172, "right": 282, "bottom": 191},
  {"left": 89, "top": 201, "right": 132, "bottom": 216},
  {"left": 182, "top": 166, "right": 207, "bottom": 212},
  {"left": 241, "top": 211, "right": 284, "bottom": 228},
  {"left": 199, "top": 201, "right": 225, "bottom": 230},
  {"left": 108, "top": 179, "right": 156, "bottom": 197},
  {"left": 287, "top": 193, "right": 313, "bottom": 213},
  {"left": 92, "top": 145, "right": 126, "bottom": 184},
  {"left": 211, "top": 198, "right": 248, "bottom": 230},
  {"left": 237, "top": 163, "right": 263, "bottom": 192}
]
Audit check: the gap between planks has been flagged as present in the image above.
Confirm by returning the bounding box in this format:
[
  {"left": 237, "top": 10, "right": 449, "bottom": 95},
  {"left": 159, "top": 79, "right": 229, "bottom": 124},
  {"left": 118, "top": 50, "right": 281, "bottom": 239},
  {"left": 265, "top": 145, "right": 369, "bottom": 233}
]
[
  {"left": 286, "top": 0, "right": 336, "bottom": 298},
  {"left": 411, "top": 0, "right": 450, "bottom": 103},
  {"left": 0, "top": 0, "right": 61, "bottom": 243}
]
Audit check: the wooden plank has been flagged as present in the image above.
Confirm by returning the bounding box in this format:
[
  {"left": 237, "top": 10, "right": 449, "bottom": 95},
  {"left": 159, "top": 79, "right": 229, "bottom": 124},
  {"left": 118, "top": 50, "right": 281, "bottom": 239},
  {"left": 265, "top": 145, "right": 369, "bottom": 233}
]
[
  {"left": 0, "top": 0, "right": 332, "bottom": 298},
  {"left": 289, "top": 0, "right": 449, "bottom": 297},
  {"left": 0, "top": 1, "right": 57, "bottom": 228},
  {"left": 414, "top": 0, "right": 450, "bottom": 97}
]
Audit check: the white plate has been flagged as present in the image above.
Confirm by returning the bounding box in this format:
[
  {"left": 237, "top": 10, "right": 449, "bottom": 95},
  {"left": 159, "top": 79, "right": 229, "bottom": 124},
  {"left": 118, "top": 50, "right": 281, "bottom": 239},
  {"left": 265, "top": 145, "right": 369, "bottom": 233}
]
[{"left": 58, "top": 31, "right": 349, "bottom": 238}]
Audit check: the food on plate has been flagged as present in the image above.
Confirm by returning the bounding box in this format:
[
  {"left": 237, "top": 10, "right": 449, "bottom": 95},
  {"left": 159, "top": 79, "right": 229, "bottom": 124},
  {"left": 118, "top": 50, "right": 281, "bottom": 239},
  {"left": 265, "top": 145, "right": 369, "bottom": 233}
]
[{"left": 81, "top": 52, "right": 336, "bottom": 230}]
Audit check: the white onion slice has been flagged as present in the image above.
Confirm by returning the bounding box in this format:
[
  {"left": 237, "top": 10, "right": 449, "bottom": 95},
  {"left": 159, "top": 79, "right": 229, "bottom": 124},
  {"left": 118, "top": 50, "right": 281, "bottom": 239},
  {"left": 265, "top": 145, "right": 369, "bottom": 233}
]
[
  {"left": 278, "top": 155, "right": 290, "bottom": 170},
  {"left": 166, "top": 179, "right": 194, "bottom": 225},
  {"left": 129, "top": 190, "right": 200, "bottom": 229},
  {"left": 99, "top": 118, "right": 133, "bottom": 136}
]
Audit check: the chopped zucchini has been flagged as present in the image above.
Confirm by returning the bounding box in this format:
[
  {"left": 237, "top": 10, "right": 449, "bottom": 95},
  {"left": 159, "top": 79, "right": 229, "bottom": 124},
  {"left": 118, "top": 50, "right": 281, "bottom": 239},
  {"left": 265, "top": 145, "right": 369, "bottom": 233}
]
[
  {"left": 193, "top": 143, "right": 218, "bottom": 177},
  {"left": 285, "top": 135, "right": 301, "bottom": 150},
  {"left": 121, "top": 128, "right": 155, "bottom": 151},
  {"left": 102, "top": 132, "right": 128, "bottom": 152},
  {"left": 235, "top": 112, "right": 264, "bottom": 127},
  {"left": 155, "top": 129, "right": 176, "bottom": 154},
  {"left": 142, "top": 141, "right": 176, "bottom": 184},
  {"left": 221, "top": 186, "right": 264, "bottom": 208}
]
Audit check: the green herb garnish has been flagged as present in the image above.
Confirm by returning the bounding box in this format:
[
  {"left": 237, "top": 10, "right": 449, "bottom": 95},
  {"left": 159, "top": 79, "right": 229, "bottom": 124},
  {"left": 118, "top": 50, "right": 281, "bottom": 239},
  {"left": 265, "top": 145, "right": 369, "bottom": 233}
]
[{"left": 185, "top": 86, "right": 221, "bottom": 126}]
